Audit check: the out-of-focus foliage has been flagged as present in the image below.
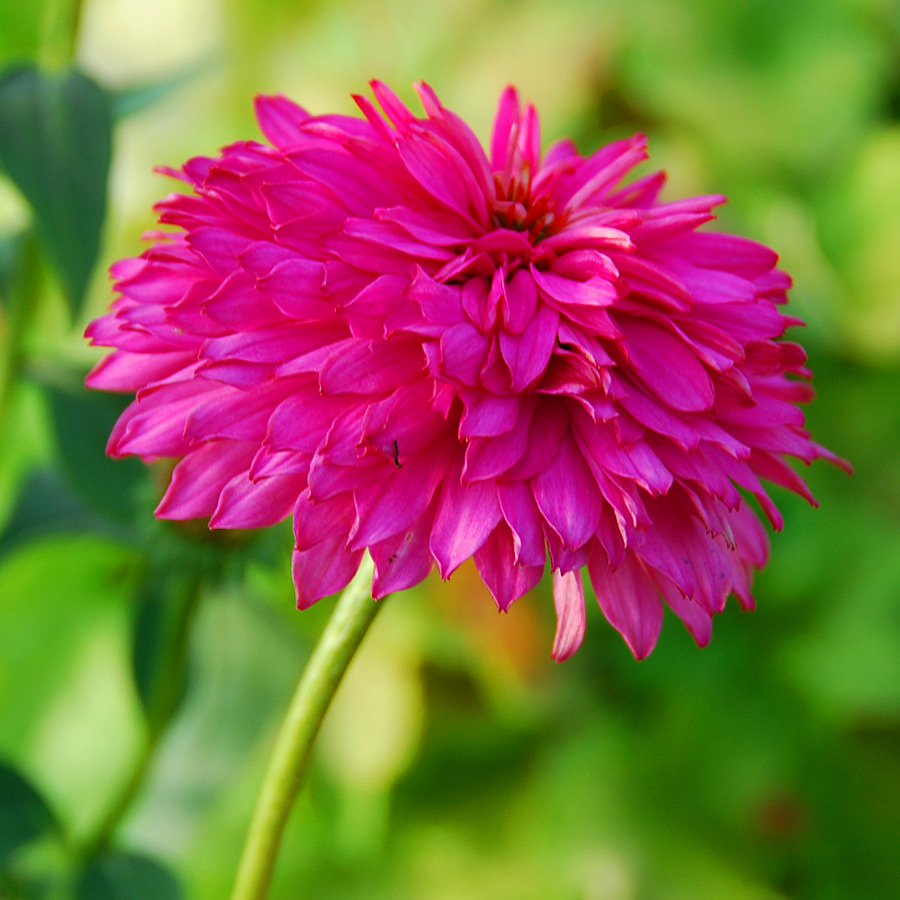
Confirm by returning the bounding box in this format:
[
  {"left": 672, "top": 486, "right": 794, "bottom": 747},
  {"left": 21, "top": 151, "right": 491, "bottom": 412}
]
[
  {"left": 0, "top": 0, "right": 898, "bottom": 899},
  {"left": 0, "top": 65, "right": 112, "bottom": 317}
]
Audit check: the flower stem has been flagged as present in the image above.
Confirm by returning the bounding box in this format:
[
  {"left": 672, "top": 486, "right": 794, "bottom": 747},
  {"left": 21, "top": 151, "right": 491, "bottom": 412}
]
[{"left": 230, "top": 554, "right": 382, "bottom": 900}]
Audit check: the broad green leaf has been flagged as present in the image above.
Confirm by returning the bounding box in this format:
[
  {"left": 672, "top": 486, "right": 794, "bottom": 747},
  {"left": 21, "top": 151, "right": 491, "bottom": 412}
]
[
  {"left": 0, "top": 761, "right": 57, "bottom": 864},
  {"left": 76, "top": 852, "right": 183, "bottom": 900},
  {"left": 0, "top": 65, "right": 112, "bottom": 317},
  {"left": 45, "top": 381, "right": 147, "bottom": 522}
]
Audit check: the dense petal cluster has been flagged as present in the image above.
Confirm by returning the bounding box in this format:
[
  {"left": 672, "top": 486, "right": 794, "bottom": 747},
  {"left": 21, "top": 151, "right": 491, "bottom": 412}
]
[{"left": 86, "top": 82, "right": 846, "bottom": 659}]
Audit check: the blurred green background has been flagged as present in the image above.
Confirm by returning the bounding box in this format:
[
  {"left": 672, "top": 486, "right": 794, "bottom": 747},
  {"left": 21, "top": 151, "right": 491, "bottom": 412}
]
[{"left": 1, "top": 0, "right": 899, "bottom": 898}]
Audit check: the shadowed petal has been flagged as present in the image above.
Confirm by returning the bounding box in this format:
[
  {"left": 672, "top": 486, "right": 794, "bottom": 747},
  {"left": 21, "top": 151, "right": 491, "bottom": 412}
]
[
  {"left": 370, "top": 497, "right": 437, "bottom": 598},
  {"left": 531, "top": 433, "right": 602, "bottom": 549},
  {"left": 475, "top": 523, "right": 544, "bottom": 612},
  {"left": 430, "top": 452, "right": 502, "bottom": 577},
  {"left": 588, "top": 552, "right": 664, "bottom": 660}
]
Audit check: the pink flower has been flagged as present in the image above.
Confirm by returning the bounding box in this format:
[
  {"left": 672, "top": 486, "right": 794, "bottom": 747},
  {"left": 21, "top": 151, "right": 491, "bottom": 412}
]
[{"left": 86, "top": 82, "right": 848, "bottom": 660}]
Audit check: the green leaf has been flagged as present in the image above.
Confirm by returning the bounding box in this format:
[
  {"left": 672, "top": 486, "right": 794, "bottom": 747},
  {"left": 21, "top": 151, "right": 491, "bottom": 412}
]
[
  {"left": 131, "top": 573, "right": 197, "bottom": 736},
  {"left": 0, "top": 760, "right": 57, "bottom": 864},
  {"left": 0, "top": 468, "right": 115, "bottom": 561},
  {"left": 0, "top": 230, "right": 26, "bottom": 311},
  {"left": 112, "top": 57, "right": 217, "bottom": 120},
  {"left": 45, "top": 381, "right": 147, "bottom": 522},
  {"left": 0, "top": 5, "right": 44, "bottom": 63},
  {"left": 0, "top": 65, "right": 112, "bottom": 317},
  {"left": 76, "top": 852, "right": 183, "bottom": 900}
]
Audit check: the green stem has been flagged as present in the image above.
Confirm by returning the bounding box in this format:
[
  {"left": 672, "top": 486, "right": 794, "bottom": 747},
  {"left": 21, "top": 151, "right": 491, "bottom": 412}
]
[{"left": 230, "top": 554, "right": 382, "bottom": 900}]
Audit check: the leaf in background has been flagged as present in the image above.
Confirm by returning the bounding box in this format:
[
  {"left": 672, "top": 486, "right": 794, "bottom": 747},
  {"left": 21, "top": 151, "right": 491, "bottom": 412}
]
[
  {"left": 112, "top": 57, "right": 218, "bottom": 120},
  {"left": 0, "top": 229, "right": 26, "bottom": 311},
  {"left": 45, "top": 382, "right": 147, "bottom": 523},
  {"left": 0, "top": 4, "right": 44, "bottom": 63},
  {"left": 0, "top": 761, "right": 58, "bottom": 865},
  {"left": 0, "top": 65, "right": 112, "bottom": 318},
  {"left": 131, "top": 574, "right": 197, "bottom": 737},
  {"left": 76, "top": 852, "right": 183, "bottom": 900},
  {"left": 0, "top": 468, "right": 116, "bottom": 561}
]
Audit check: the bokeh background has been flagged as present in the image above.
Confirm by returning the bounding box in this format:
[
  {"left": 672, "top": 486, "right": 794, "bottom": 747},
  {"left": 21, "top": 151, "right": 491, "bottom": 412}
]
[{"left": 1, "top": 0, "right": 899, "bottom": 898}]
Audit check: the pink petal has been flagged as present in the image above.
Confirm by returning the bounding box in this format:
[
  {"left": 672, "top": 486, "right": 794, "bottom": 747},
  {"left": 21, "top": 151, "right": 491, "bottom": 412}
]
[
  {"left": 490, "top": 86, "right": 520, "bottom": 172},
  {"left": 458, "top": 393, "right": 520, "bottom": 438},
  {"left": 211, "top": 472, "right": 306, "bottom": 529},
  {"left": 437, "top": 322, "right": 491, "bottom": 386},
  {"left": 261, "top": 259, "right": 328, "bottom": 319},
  {"left": 474, "top": 523, "right": 543, "bottom": 612},
  {"left": 588, "top": 552, "right": 664, "bottom": 660},
  {"left": 656, "top": 574, "right": 713, "bottom": 647},
  {"left": 319, "top": 336, "right": 426, "bottom": 395},
  {"left": 255, "top": 94, "right": 311, "bottom": 148},
  {"left": 530, "top": 433, "right": 602, "bottom": 549},
  {"left": 617, "top": 316, "right": 715, "bottom": 413},
  {"left": 184, "top": 381, "right": 292, "bottom": 442},
  {"left": 406, "top": 266, "right": 465, "bottom": 325},
  {"left": 551, "top": 569, "right": 586, "bottom": 661},
  {"left": 156, "top": 440, "right": 255, "bottom": 520},
  {"left": 430, "top": 452, "right": 502, "bottom": 577},
  {"left": 531, "top": 266, "right": 618, "bottom": 310},
  {"left": 462, "top": 399, "right": 534, "bottom": 483},
  {"left": 349, "top": 434, "right": 455, "bottom": 548},
  {"left": 501, "top": 267, "right": 538, "bottom": 334},
  {"left": 292, "top": 537, "right": 366, "bottom": 609},
  {"left": 110, "top": 381, "right": 217, "bottom": 459},
  {"left": 504, "top": 398, "right": 568, "bottom": 481},
  {"left": 370, "top": 498, "right": 437, "bottom": 598},
  {"left": 293, "top": 491, "right": 356, "bottom": 551},
  {"left": 500, "top": 302, "right": 559, "bottom": 392},
  {"left": 497, "top": 480, "right": 546, "bottom": 567},
  {"left": 86, "top": 350, "right": 196, "bottom": 393}
]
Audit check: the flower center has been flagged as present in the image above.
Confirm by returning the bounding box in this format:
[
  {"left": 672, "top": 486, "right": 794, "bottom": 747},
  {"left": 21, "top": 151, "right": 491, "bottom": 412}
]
[{"left": 490, "top": 170, "right": 563, "bottom": 244}]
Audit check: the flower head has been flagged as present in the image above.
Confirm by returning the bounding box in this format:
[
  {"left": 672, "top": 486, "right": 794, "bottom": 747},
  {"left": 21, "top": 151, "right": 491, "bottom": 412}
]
[{"left": 86, "top": 82, "right": 847, "bottom": 659}]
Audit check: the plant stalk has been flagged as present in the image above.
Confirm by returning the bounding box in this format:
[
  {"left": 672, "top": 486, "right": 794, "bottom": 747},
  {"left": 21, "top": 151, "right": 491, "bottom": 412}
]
[{"left": 230, "top": 554, "right": 382, "bottom": 900}]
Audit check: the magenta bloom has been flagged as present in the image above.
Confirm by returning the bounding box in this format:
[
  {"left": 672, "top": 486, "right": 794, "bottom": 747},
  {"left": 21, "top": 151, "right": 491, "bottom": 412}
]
[{"left": 86, "top": 82, "right": 846, "bottom": 660}]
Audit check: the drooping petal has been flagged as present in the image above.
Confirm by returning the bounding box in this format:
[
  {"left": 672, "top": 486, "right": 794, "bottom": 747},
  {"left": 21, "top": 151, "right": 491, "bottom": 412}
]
[
  {"left": 588, "top": 551, "right": 664, "bottom": 660},
  {"left": 551, "top": 569, "right": 586, "bottom": 661},
  {"left": 430, "top": 452, "right": 502, "bottom": 577},
  {"left": 474, "top": 522, "right": 544, "bottom": 612}
]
